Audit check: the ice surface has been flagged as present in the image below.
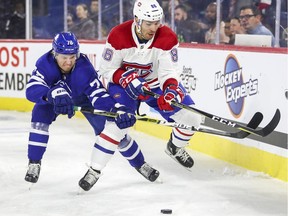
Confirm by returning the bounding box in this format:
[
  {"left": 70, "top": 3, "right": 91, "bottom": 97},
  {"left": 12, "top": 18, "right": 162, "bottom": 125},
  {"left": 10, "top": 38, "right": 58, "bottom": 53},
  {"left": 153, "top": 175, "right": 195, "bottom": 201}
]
[{"left": 0, "top": 111, "right": 287, "bottom": 216}]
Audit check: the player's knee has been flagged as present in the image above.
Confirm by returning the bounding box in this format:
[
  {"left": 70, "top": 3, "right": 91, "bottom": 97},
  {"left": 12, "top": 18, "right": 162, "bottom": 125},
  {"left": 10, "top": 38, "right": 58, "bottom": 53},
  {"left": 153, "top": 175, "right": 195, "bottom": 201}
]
[
  {"left": 31, "top": 122, "right": 50, "bottom": 131},
  {"left": 172, "top": 109, "right": 203, "bottom": 127},
  {"left": 118, "top": 134, "right": 132, "bottom": 149}
]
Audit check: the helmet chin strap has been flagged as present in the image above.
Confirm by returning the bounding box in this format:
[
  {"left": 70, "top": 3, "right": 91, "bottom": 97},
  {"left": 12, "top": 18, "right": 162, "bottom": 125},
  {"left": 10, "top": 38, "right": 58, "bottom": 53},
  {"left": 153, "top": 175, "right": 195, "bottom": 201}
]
[{"left": 135, "top": 19, "right": 146, "bottom": 40}]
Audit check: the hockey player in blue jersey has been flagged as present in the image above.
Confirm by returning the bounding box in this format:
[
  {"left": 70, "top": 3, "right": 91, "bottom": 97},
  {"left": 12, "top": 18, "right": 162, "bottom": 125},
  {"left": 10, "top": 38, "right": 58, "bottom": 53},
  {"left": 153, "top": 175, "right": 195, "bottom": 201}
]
[{"left": 24, "top": 32, "right": 160, "bottom": 191}]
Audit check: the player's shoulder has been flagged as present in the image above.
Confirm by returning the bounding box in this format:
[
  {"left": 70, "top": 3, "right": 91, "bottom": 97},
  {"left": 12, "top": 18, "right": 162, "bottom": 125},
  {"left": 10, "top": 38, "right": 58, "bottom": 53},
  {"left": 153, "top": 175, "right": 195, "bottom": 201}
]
[
  {"left": 75, "top": 54, "right": 97, "bottom": 78},
  {"left": 77, "top": 53, "right": 94, "bottom": 68},
  {"left": 69, "top": 54, "right": 98, "bottom": 90},
  {"left": 35, "top": 50, "right": 59, "bottom": 73},
  {"left": 107, "top": 20, "right": 135, "bottom": 50},
  {"left": 151, "top": 25, "right": 178, "bottom": 50},
  {"left": 35, "top": 50, "right": 53, "bottom": 66}
]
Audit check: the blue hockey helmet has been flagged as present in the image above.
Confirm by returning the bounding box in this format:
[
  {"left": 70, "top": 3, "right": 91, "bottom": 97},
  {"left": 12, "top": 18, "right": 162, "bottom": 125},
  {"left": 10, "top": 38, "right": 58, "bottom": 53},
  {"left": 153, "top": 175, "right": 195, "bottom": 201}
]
[{"left": 52, "top": 32, "right": 79, "bottom": 56}]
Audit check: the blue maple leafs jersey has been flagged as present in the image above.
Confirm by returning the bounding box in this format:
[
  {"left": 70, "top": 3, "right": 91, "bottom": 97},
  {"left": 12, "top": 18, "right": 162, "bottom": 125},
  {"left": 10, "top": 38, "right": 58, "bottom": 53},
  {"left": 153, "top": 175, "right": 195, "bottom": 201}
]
[{"left": 26, "top": 50, "right": 116, "bottom": 111}]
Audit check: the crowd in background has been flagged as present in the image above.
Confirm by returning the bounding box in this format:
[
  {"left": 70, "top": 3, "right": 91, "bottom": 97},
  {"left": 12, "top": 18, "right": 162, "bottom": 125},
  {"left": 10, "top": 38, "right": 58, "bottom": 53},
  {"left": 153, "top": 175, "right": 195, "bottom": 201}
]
[{"left": 0, "top": 0, "right": 287, "bottom": 47}]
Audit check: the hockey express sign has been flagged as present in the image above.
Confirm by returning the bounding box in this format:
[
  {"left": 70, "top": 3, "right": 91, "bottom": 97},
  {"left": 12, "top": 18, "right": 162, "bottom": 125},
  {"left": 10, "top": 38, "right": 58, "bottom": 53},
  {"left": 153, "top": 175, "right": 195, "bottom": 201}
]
[{"left": 214, "top": 54, "right": 258, "bottom": 118}]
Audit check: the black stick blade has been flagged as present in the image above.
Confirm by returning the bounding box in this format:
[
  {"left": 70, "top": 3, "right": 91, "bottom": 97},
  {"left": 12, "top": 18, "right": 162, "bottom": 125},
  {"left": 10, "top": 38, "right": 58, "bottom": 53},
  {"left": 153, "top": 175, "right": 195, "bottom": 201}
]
[
  {"left": 256, "top": 109, "right": 281, "bottom": 137},
  {"left": 231, "top": 112, "right": 263, "bottom": 138}
]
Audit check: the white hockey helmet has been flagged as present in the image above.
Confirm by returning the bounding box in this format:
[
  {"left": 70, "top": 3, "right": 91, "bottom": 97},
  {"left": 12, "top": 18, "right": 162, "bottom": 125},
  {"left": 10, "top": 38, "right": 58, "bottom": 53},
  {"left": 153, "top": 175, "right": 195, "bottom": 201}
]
[{"left": 133, "top": 0, "right": 163, "bottom": 22}]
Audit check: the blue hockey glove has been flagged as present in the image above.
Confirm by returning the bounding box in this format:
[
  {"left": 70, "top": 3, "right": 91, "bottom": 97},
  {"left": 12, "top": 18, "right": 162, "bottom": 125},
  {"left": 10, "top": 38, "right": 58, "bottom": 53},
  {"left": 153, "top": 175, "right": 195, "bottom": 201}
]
[
  {"left": 157, "top": 79, "right": 185, "bottom": 111},
  {"left": 47, "top": 85, "right": 75, "bottom": 118},
  {"left": 108, "top": 103, "right": 136, "bottom": 129},
  {"left": 119, "top": 69, "right": 150, "bottom": 100}
]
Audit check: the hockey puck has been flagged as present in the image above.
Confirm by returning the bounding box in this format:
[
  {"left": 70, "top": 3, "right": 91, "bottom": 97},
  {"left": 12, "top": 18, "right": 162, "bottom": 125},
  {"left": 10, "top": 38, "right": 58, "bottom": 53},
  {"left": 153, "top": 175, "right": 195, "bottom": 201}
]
[{"left": 161, "top": 209, "right": 172, "bottom": 214}]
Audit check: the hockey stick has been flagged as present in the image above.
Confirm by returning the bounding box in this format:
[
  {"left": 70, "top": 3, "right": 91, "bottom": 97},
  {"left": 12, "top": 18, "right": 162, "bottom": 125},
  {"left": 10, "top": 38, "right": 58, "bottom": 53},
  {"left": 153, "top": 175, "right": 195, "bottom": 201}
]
[
  {"left": 143, "top": 89, "right": 281, "bottom": 137},
  {"left": 199, "top": 111, "right": 263, "bottom": 138},
  {"left": 74, "top": 106, "right": 200, "bottom": 131},
  {"left": 74, "top": 106, "right": 262, "bottom": 139}
]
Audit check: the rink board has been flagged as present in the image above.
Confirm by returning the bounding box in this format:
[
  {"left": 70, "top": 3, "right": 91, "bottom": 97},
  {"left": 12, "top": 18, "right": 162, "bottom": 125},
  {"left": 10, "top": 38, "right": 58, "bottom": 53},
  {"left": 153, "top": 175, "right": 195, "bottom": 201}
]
[
  {"left": 135, "top": 121, "right": 287, "bottom": 182},
  {"left": 0, "top": 40, "right": 287, "bottom": 182}
]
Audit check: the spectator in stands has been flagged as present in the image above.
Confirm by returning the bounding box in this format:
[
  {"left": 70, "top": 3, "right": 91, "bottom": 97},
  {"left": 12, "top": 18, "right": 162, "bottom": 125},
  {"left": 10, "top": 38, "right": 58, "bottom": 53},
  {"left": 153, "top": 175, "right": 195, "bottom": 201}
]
[
  {"left": 67, "top": 13, "right": 74, "bottom": 31},
  {"left": 192, "top": 0, "right": 215, "bottom": 20},
  {"left": 226, "top": 0, "right": 254, "bottom": 20},
  {"left": 89, "top": 0, "right": 108, "bottom": 39},
  {"left": 255, "top": 0, "right": 273, "bottom": 30},
  {"left": 161, "top": 0, "right": 180, "bottom": 26},
  {"left": 90, "top": 0, "right": 99, "bottom": 25},
  {"left": 280, "top": 27, "right": 288, "bottom": 47},
  {"left": 204, "top": 2, "right": 230, "bottom": 44},
  {"left": 239, "top": 5, "right": 275, "bottom": 46},
  {"left": 224, "top": 19, "right": 232, "bottom": 42},
  {"left": 174, "top": 4, "right": 204, "bottom": 43},
  {"left": 71, "top": 3, "right": 96, "bottom": 39},
  {"left": 5, "top": 1, "right": 25, "bottom": 39},
  {"left": 90, "top": 0, "right": 98, "bottom": 16},
  {"left": 229, "top": 16, "right": 246, "bottom": 44}
]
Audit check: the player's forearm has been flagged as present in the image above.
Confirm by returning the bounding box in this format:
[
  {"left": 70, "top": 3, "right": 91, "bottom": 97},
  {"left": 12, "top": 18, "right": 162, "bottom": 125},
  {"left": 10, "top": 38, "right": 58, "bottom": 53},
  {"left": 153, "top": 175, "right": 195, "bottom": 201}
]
[{"left": 26, "top": 85, "right": 49, "bottom": 104}]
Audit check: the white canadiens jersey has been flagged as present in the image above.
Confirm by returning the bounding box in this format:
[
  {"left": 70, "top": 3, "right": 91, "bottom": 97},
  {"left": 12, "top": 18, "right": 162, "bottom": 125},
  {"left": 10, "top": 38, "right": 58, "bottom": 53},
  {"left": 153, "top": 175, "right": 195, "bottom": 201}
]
[{"left": 99, "top": 20, "right": 181, "bottom": 89}]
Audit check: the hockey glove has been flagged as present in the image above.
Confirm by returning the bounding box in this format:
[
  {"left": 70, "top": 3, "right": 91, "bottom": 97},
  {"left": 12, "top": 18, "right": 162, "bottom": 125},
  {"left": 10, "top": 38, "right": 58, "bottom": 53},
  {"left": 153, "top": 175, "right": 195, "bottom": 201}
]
[
  {"left": 157, "top": 79, "right": 185, "bottom": 111},
  {"left": 47, "top": 85, "right": 75, "bottom": 118},
  {"left": 119, "top": 69, "right": 150, "bottom": 100},
  {"left": 108, "top": 103, "right": 136, "bottom": 129}
]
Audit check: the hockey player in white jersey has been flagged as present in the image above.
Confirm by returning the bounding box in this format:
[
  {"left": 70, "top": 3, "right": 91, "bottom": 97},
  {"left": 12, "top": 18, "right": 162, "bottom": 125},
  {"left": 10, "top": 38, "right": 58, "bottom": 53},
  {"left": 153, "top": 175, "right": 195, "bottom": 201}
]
[
  {"left": 99, "top": 0, "right": 202, "bottom": 170},
  {"left": 24, "top": 32, "right": 160, "bottom": 191}
]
